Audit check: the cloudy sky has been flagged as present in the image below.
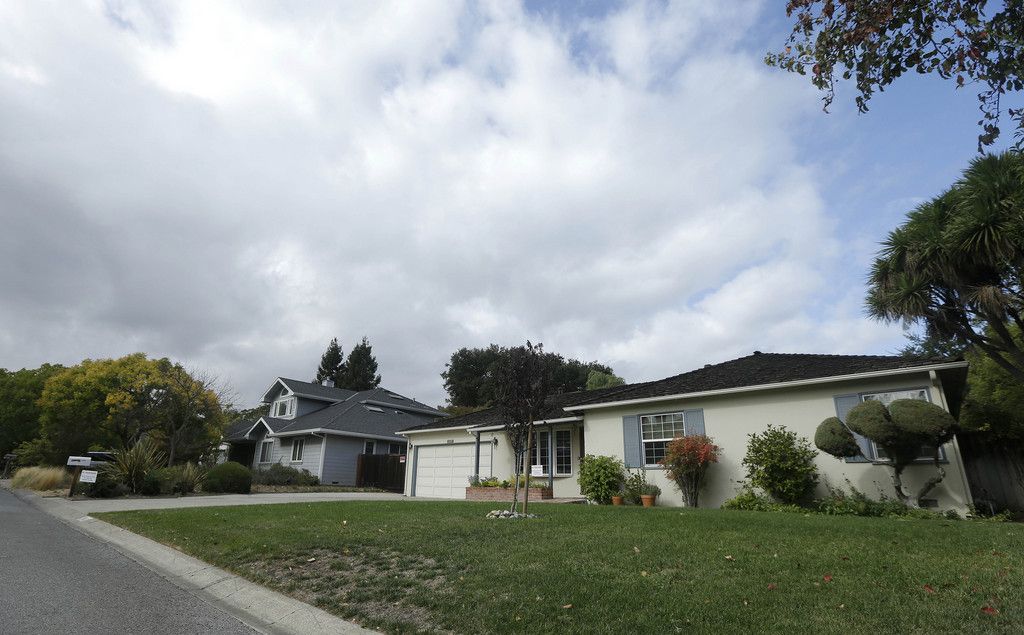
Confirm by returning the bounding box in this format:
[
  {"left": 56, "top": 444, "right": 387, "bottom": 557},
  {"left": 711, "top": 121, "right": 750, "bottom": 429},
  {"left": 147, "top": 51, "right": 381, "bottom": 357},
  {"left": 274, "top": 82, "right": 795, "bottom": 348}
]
[{"left": 0, "top": 1, "right": 1012, "bottom": 408}]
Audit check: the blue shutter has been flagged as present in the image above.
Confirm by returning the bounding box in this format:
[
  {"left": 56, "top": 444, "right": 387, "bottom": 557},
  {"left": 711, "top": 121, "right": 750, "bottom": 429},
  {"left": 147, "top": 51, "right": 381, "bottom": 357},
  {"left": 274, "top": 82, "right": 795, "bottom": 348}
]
[
  {"left": 622, "top": 415, "right": 641, "bottom": 468},
  {"left": 834, "top": 394, "right": 873, "bottom": 462},
  {"left": 683, "top": 409, "right": 705, "bottom": 436}
]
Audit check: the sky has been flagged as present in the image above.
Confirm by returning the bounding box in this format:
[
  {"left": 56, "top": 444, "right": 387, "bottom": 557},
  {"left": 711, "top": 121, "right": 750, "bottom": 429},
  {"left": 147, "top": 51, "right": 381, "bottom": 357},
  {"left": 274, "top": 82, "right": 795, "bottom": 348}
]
[{"left": 0, "top": 0, "right": 1017, "bottom": 408}]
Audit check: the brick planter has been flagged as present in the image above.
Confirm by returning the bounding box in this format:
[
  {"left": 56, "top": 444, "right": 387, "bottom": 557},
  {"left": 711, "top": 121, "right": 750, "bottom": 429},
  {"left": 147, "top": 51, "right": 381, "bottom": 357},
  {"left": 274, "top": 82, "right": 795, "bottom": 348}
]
[{"left": 466, "top": 486, "right": 553, "bottom": 501}]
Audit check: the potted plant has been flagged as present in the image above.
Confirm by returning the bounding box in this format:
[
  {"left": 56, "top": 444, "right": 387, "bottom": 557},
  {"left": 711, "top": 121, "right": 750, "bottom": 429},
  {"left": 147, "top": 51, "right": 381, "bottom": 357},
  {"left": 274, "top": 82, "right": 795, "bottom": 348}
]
[
  {"left": 611, "top": 492, "right": 625, "bottom": 506},
  {"left": 640, "top": 482, "right": 661, "bottom": 507}
]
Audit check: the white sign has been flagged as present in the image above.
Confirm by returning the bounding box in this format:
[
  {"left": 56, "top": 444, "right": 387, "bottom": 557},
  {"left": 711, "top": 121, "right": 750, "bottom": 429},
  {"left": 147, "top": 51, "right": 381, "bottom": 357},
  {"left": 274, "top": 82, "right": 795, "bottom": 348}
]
[
  {"left": 79, "top": 470, "right": 98, "bottom": 484},
  {"left": 530, "top": 464, "right": 544, "bottom": 477},
  {"left": 67, "top": 456, "right": 91, "bottom": 467}
]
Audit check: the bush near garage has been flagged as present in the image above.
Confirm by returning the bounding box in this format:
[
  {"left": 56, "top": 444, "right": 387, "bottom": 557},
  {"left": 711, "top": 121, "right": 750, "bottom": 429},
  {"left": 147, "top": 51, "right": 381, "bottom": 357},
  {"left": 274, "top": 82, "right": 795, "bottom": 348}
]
[{"left": 202, "top": 461, "right": 252, "bottom": 494}]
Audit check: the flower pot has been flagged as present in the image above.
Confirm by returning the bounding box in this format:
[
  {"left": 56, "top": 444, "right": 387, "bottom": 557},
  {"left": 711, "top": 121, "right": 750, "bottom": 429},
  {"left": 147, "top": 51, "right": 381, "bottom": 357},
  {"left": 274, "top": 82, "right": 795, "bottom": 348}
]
[
  {"left": 640, "top": 494, "right": 656, "bottom": 508},
  {"left": 611, "top": 495, "right": 624, "bottom": 506}
]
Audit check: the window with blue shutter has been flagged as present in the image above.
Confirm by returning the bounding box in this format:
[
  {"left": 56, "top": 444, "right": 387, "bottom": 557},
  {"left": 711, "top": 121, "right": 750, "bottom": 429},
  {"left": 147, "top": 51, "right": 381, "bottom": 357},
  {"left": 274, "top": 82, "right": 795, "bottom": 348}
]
[{"left": 833, "top": 394, "right": 873, "bottom": 462}]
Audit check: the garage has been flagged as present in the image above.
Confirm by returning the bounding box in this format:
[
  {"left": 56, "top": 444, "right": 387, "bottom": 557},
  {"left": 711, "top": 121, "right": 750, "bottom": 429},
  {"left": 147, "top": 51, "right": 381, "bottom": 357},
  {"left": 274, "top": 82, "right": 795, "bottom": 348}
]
[{"left": 413, "top": 443, "right": 492, "bottom": 499}]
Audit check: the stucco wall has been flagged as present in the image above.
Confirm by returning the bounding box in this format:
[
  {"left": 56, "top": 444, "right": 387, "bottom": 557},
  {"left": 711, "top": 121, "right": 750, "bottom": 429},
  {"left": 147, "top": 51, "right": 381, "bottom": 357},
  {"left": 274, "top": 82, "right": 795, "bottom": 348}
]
[{"left": 403, "top": 371, "right": 973, "bottom": 512}]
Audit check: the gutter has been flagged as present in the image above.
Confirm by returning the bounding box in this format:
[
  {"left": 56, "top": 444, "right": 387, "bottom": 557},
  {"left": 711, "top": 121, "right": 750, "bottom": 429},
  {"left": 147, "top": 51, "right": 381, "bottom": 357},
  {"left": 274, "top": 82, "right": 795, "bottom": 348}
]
[
  {"left": 469, "top": 416, "right": 583, "bottom": 432},
  {"left": 270, "top": 428, "right": 405, "bottom": 443},
  {"left": 564, "top": 361, "right": 970, "bottom": 412}
]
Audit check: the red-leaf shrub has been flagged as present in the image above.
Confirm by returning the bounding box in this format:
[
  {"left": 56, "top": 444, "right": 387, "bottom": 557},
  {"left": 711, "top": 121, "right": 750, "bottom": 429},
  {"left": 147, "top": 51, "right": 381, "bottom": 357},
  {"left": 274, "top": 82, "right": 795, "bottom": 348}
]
[{"left": 660, "top": 435, "right": 719, "bottom": 507}]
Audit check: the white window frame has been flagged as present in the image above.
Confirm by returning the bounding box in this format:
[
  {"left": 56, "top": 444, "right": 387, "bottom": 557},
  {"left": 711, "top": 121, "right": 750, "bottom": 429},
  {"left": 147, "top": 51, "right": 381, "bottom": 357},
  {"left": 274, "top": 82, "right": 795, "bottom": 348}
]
[
  {"left": 363, "top": 440, "right": 375, "bottom": 455},
  {"left": 860, "top": 387, "right": 946, "bottom": 462},
  {"left": 529, "top": 430, "right": 551, "bottom": 476},
  {"left": 554, "top": 429, "right": 572, "bottom": 476},
  {"left": 274, "top": 398, "right": 294, "bottom": 418},
  {"left": 640, "top": 412, "right": 686, "bottom": 467},
  {"left": 259, "top": 440, "right": 273, "bottom": 463},
  {"left": 527, "top": 429, "right": 573, "bottom": 477},
  {"left": 291, "top": 438, "right": 304, "bottom": 462},
  {"left": 388, "top": 442, "right": 403, "bottom": 455}
]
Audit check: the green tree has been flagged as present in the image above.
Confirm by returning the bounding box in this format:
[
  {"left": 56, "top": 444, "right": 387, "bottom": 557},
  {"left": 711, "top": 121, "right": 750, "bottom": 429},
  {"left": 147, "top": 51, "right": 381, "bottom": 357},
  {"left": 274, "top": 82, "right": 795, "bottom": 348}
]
[
  {"left": 585, "top": 369, "right": 625, "bottom": 390},
  {"left": 867, "top": 152, "right": 1024, "bottom": 383},
  {"left": 767, "top": 1, "right": 1024, "bottom": 150},
  {"left": 442, "top": 345, "right": 617, "bottom": 408},
  {"left": 898, "top": 331, "right": 969, "bottom": 359},
  {"left": 314, "top": 337, "right": 345, "bottom": 386},
  {"left": 338, "top": 336, "right": 381, "bottom": 391},
  {"left": 815, "top": 399, "right": 957, "bottom": 507},
  {"left": 0, "top": 364, "right": 64, "bottom": 458},
  {"left": 159, "top": 365, "right": 227, "bottom": 466}
]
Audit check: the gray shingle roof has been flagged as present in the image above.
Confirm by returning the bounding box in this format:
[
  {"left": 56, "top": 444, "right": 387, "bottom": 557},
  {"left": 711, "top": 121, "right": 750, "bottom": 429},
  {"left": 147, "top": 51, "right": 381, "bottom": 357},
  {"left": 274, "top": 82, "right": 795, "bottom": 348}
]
[
  {"left": 277, "top": 378, "right": 357, "bottom": 402},
  {"left": 223, "top": 419, "right": 256, "bottom": 442},
  {"left": 272, "top": 388, "right": 443, "bottom": 439}
]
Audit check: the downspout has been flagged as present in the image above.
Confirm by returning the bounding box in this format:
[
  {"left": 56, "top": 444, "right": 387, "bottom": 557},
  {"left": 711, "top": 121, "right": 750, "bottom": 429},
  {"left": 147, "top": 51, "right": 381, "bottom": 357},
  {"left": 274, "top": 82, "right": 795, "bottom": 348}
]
[
  {"left": 931, "top": 370, "right": 974, "bottom": 507},
  {"left": 473, "top": 431, "right": 481, "bottom": 481},
  {"left": 548, "top": 423, "right": 554, "bottom": 493},
  {"left": 313, "top": 432, "right": 327, "bottom": 482}
]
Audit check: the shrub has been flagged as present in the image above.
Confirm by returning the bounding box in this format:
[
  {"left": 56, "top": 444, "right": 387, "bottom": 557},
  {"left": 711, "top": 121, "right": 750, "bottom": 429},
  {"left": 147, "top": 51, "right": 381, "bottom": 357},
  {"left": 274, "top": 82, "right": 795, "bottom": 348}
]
[
  {"left": 104, "top": 439, "right": 167, "bottom": 494},
  {"left": 140, "top": 471, "right": 162, "bottom": 496},
  {"left": 11, "top": 466, "right": 68, "bottom": 490},
  {"left": 202, "top": 461, "right": 252, "bottom": 494},
  {"left": 176, "top": 462, "right": 206, "bottom": 494},
  {"left": 578, "top": 455, "right": 626, "bottom": 504},
  {"left": 252, "top": 463, "right": 319, "bottom": 486},
  {"left": 662, "top": 435, "right": 719, "bottom": 507},
  {"left": 722, "top": 485, "right": 953, "bottom": 520},
  {"left": 85, "top": 469, "right": 129, "bottom": 498},
  {"left": 623, "top": 469, "right": 660, "bottom": 504},
  {"left": 814, "top": 417, "right": 860, "bottom": 457},
  {"left": 722, "top": 488, "right": 803, "bottom": 513},
  {"left": 742, "top": 425, "right": 819, "bottom": 504}
]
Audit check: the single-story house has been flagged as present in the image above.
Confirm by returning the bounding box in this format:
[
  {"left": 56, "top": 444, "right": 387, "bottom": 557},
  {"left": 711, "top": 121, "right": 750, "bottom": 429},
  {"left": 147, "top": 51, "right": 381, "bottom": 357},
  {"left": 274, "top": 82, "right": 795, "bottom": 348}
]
[
  {"left": 399, "top": 352, "right": 974, "bottom": 512},
  {"left": 223, "top": 377, "right": 445, "bottom": 486}
]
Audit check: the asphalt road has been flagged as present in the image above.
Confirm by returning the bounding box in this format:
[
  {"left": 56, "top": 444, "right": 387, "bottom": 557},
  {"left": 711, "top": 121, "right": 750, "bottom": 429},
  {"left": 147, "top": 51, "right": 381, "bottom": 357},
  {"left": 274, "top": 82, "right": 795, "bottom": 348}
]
[{"left": 0, "top": 488, "right": 255, "bottom": 634}]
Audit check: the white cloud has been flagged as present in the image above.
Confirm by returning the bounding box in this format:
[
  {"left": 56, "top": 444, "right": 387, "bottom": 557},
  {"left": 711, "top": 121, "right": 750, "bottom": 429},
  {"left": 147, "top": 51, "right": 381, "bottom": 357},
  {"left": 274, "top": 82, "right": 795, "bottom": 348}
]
[{"left": 0, "top": 0, "right": 905, "bottom": 406}]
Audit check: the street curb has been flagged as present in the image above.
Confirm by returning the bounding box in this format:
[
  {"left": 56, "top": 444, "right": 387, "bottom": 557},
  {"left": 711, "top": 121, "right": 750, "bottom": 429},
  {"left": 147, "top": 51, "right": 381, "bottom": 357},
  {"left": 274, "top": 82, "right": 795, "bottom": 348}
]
[{"left": 11, "top": 488, "right": 377, "bottom": 635}]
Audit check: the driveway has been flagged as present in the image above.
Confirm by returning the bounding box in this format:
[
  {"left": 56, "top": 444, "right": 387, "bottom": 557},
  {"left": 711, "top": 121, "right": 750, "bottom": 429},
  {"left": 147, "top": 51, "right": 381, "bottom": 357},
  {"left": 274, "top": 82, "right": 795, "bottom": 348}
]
[
  {"left": 0, "top": 488, "right": 254, "bottom": 634},
  {"left": 64, "top": 491, "right": 405, "bottom": 513}
]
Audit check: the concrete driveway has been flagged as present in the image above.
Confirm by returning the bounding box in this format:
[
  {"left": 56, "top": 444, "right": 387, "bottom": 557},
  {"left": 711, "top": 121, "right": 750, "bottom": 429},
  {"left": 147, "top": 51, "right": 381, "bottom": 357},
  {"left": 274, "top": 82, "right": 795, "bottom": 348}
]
[{"left": 64, "top": 490, "right": 405, "bottom": 513}]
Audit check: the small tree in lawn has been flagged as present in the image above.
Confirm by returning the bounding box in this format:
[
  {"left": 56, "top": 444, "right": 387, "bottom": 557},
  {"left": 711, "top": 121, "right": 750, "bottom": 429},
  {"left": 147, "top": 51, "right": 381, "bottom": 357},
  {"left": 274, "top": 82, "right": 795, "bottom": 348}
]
[
  {"left": 493, "top": 341, "right": 553, "bottom": 515},
  {"left": 814, "top": 399, "right": 956, "bottom": 507},
  {"left": 661, "top": 435, "right": 719, "bottom": 508}
]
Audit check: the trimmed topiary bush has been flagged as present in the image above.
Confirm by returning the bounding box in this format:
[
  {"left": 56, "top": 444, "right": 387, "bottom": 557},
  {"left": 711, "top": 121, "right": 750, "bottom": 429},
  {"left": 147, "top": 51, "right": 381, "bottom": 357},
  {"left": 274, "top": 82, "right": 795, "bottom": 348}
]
[
  {"left": 202, "top": 461, "right": 252, "bottom": 494},
  {"left": 814, "top": 417, "right": 860, "bottom": 458},
  {"left": 578, "top": 455, "right": 625, "bottom": 504},
  {"left": 846, "top": 399, "right": 896, "bottom": 446},
  {"left": 742, "top": 425, "right": 819, "bottom": 504}
]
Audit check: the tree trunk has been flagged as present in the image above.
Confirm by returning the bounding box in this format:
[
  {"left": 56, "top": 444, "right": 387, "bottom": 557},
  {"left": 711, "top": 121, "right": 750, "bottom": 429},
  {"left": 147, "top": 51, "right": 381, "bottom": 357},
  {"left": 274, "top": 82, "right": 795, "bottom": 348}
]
[
  {"left": 509, "top": 451, "right": 521, "bottom": 514},
  {"left": 167, "top": 432, "right": 178, "bottom": 467},
  {"left": 915, "top": 450, "right": 947, "bottom": 505},
  {"left": 889, "top": 465, "right": 915, "bottom": 507}
]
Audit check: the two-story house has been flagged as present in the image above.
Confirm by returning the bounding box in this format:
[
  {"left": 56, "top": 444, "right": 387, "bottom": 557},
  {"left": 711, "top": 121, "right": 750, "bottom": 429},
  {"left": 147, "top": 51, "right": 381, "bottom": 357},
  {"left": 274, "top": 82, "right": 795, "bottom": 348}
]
[{"left": 223, "top": 377, "right": 445, "bottom": 486}]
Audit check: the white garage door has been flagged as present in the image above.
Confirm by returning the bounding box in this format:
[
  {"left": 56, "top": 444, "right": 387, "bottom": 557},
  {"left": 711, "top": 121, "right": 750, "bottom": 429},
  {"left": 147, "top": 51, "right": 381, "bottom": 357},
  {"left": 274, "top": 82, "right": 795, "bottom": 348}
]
[{"left": 414, "top": 443, "right": 492, "bottom": 499}]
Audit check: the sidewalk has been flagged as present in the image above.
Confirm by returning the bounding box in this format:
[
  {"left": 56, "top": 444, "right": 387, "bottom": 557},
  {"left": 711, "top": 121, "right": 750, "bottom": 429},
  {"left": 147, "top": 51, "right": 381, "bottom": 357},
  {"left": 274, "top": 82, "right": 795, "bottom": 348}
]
[
  {"left": 66, "top": 490, "right": 404, "bottom": 513},
  {"left": 12, "top": 488, "right": 379, "bottom": 635}
]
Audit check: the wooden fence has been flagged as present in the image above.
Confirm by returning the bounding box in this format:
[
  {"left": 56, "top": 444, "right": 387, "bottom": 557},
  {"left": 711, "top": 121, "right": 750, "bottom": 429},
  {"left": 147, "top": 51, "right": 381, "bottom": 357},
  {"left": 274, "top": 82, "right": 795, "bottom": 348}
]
[{"left": 356, "top": 454, "right": 405, "bottom": 492}]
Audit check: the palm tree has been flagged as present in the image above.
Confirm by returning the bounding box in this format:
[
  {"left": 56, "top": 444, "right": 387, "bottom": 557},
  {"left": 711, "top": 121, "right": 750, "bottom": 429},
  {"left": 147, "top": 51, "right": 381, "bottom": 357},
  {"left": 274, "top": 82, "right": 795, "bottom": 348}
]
[{"left": 867, "top": 151, "right": 1024, "bottom": 381}]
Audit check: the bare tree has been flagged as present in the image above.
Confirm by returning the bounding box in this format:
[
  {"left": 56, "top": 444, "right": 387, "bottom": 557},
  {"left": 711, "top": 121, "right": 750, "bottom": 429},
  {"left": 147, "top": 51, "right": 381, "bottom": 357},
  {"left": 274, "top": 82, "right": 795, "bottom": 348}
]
[{"left": 494, "top": 341, "right": 554, "bottom": 515}]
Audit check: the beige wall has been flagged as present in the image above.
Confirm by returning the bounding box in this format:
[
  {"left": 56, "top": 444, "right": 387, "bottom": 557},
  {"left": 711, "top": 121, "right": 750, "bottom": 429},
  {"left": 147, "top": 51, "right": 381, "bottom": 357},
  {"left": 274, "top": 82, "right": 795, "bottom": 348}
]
[{"left": 403, "top": 371, "right": 973, "bottom": 513}]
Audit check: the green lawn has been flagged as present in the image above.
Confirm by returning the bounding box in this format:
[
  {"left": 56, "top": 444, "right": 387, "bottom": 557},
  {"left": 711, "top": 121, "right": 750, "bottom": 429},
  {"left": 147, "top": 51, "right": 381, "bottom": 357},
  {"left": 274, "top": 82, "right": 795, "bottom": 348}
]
[{"left": 97, "top": 502, "right": 1024, "bottom": 634}]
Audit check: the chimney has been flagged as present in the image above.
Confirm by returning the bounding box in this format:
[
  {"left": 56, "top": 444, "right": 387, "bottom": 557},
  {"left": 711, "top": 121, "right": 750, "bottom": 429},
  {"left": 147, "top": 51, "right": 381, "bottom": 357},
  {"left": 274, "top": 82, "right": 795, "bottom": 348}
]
[{"left": 323, "top": 379, "right": 335, "bottom": 388}]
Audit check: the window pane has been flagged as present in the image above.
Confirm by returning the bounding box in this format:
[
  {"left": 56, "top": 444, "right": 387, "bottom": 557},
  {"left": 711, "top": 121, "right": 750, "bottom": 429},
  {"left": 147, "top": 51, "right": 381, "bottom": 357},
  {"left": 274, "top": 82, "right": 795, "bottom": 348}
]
[
  {"left": 555, "top": 430, "right": 571, "bottom": 475},
  {"left": 643, "top": 441, "right": 666, "bottom": 466}
]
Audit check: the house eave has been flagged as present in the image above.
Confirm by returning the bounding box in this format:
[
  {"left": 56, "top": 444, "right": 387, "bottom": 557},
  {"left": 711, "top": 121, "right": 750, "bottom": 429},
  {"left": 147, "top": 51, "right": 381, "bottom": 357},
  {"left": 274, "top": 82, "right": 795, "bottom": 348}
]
[
  {"left": 563, "top": 361, "right": 970, "bottom": 412},
  {"left": 270, "top": 428, "right": 405, "bottom": 443},
  {"left": 399, "top": 425, "right": 476, "bottom": 436},
  {"left": 469, "top": 416, "right": 583, "bottom": 432}
]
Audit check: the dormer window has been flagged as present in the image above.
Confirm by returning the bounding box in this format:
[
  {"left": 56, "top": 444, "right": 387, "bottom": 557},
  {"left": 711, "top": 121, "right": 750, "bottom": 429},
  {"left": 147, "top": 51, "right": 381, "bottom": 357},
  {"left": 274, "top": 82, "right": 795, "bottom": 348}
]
[{"left": 274, "top": 398, "right": 294, "bottom": 417}]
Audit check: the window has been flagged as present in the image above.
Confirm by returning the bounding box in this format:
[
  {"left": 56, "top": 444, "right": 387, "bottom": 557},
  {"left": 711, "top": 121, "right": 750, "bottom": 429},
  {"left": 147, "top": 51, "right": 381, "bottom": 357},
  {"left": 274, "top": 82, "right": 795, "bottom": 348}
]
[
  {"left": 388, "top": 442, "right": 403, "bottom": 455},
  {"left": 274, "top": 399, "right": 293, "bottom": 417},
  {"left": 529, "top": 431, "right": 550, "bottom": 475},
  {"left": 291, "top": 438, "right": 304, "bottom": 462},
  {"left": 259, "top": 440, "right": 273, "bottom": 463},
  {"left": 554, "top": 430, "right": 572, "bottom": 476},
  {"left": 861, "top": 389, "right": 944, "bottom": 461},
  {"left": 641, "top": 412, "right": 685, "bottom": 466},
  {"left": 363, "top": 440, "right": 375, "bottom": 454}
]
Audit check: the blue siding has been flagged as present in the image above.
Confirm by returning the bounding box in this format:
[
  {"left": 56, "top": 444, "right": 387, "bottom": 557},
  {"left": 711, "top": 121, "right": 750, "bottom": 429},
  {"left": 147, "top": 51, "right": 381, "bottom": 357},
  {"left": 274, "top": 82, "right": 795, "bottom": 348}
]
[{"left": 320, "top": 436, "right": 365, "bottom": 485}]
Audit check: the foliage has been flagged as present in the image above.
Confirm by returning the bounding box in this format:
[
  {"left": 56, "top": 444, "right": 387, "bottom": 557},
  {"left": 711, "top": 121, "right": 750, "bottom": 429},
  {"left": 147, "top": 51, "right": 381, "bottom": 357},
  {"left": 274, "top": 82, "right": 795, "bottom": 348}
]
[
  {"left": 814, "top": 416, "right": 860, "bottom": 458},
  {"left": 493, "top": 341, "right": 556, "bottom": 512},
  {"left": 252, "top": 463, "right": 319, "bottom": 486},
  {"left": 157, "top": 364, "right": 227, "bottom": 466},
  {"left": 99, "top": 502, "right": 1024, "bottom": 633},
  {"left": 84, "top": 469, "right": 129, "bottom": 498},
  {"left": 661, "top": 435, "right": 719, "bottom": 507},
  {"left": 866, "top": 152, "right": 1024, "bottom": 388},
  {"left": 721, "top": 488, "right": 804, "bottom": 514},
  {"left": 442, "top": 344, "right": 616, "bottom": 408},
  {"left": 202, "top": 461, "right": 252, "bottom": 494},
  {"left": 766, "top": 0, "right": 1024, "bottom": 150},
  {"left": 898, "top": 330, "right": 968, "bottom": 359},
  {"left": 0, "top": 364, "right": 64, "bottom": 459},
  {"left": 623, "top": 469, "right": 659, "bottom": 503},
  {"left": 742, "top": 425, "right": 819, "bottom": 504},
  {"left": 314, "top": 337, "right": 346, "bottom": 386},
  {"left": 140, "top": 471, "right": 162, "bottom": 496},
  {"left": 585, "top": 369, "right": 625, "bottom": 391},
  {"left": 722, "top": 486, "right": 950, "bottom": 520},
  {"left": 337, "top": 336, "right": 381, "bottom": 391},
  {"left": 577, "top": 454, "right": 626, "bottom": 504},
  {"left": 153, "top": 462, "right": 206, "bottom": 495},
  {"left": 104, "top": 439, "right": 167, "bottom": 494},
  {"left": 960, "top": 338, "right": 1024, "bottom": 443},
  {"left": 816, "top": 399, "right": 957, "bottom": 506},
  {"left": 11, "top": 466, "right": 68, "bottom": 490}
]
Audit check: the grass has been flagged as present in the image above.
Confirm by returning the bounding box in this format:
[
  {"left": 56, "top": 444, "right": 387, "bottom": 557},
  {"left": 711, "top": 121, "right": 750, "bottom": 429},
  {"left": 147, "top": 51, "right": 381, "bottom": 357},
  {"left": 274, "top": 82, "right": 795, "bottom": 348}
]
[
  {"left": 11, "top": 466, "right": 69, "bottom": 491},
  {"left": 97, "top": 502, "right": 1024, "bottom": 634}
]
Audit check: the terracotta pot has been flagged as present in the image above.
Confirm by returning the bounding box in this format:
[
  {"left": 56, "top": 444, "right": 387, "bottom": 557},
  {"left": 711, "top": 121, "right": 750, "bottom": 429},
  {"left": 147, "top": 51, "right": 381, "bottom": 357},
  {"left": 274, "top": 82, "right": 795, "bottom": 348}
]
[
  {"left": 611, "top": 495, "right": 624, "bottom": 506},
  {"left": 640, "top": 494, "right": 656, "bottom": 508}
]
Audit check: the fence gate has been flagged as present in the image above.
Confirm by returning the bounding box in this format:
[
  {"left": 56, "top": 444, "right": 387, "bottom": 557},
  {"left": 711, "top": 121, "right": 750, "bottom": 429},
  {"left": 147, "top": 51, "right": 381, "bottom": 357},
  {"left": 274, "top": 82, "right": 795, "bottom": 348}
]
[
  {"left": 958, "top": 433, "right": 1024, "bottom": 513},
  {"left": 356, "top": 454, "right": 405, "bottom": 492}
]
